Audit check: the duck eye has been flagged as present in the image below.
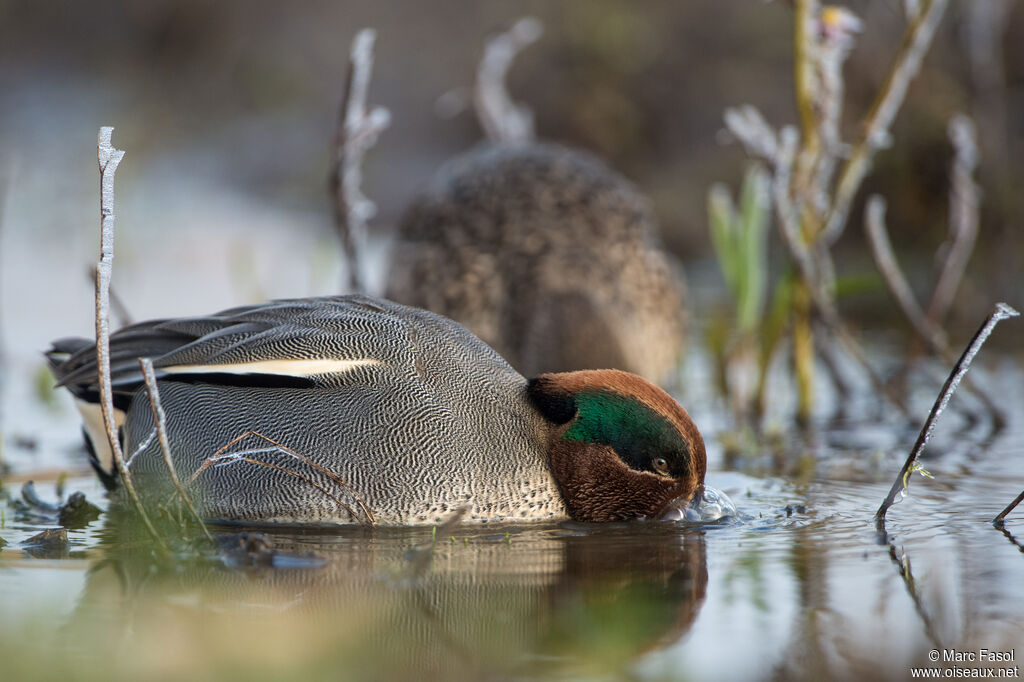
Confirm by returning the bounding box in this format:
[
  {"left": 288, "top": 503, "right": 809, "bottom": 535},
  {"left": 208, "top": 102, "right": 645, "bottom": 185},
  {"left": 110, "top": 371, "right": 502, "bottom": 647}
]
[{"left": 652, "top": 457, "right": 670, "bottom": 476}]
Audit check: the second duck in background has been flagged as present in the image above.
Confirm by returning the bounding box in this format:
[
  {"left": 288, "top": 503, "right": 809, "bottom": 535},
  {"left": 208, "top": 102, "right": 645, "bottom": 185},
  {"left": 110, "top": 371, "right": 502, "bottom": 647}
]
[{"left": 386, "top": 142, "right": 687, "bottom": 383}]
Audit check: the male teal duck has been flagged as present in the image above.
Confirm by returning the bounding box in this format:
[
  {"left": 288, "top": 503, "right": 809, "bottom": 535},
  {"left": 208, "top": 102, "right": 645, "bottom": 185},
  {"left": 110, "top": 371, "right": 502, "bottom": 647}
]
[
  {"left": 48, "top": 296, "right": 706, "bottom": 525},
  {"left": 386, "top": 143, "right": 687, "bottom": 383}
]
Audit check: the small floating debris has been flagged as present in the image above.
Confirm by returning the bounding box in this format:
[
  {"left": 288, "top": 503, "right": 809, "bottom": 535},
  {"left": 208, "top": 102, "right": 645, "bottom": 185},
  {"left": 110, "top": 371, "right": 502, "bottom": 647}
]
[
  {"left": 22, "top": 528, "right": 68, "bottom": 549},
  {"left": 13, "top": 481, "right": 102, "bottom": 529},
  {"left": 58, "top": 492, "right": 102, "bottom": 528}
]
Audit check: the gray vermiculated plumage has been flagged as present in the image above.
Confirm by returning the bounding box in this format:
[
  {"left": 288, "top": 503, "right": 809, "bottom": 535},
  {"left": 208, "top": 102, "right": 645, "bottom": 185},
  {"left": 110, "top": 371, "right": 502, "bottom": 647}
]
[
  {"left": 50, "top": 296, "right": 565, "bottom": 525},
  {"left": 386, "top": 143, "right": 687, "bottom": 382}
]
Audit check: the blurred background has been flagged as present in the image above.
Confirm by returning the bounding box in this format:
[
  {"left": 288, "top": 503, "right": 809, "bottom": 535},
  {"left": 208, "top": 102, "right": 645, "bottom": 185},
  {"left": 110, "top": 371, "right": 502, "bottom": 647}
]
[{"left": 1, "top": 0, "right": 1022, "bottom": 433}]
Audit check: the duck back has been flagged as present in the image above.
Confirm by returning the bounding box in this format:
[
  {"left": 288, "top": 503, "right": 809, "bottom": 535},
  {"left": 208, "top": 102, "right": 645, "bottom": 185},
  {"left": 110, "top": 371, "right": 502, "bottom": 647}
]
[{"left": 387, "top": 143, "right": 686, "bottom": 382}]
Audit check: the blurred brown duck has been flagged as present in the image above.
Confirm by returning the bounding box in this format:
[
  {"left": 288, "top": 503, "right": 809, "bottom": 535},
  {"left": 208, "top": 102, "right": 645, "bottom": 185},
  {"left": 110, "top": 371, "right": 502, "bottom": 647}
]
[{"left": 386, "top": 143, "right": 687, "bottom": 383}]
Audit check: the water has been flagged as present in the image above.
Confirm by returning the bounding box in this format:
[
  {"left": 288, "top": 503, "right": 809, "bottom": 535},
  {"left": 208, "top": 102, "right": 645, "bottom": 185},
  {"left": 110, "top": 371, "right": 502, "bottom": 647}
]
[{"left": 2, "top": 356, "right": 1022, "bottom": 681}]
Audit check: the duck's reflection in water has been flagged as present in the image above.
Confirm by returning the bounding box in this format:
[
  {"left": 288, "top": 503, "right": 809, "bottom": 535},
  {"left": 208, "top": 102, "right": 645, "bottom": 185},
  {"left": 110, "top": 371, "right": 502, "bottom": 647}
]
[{"left": 68, "top": 518, "right": 707, "bottom": 679}]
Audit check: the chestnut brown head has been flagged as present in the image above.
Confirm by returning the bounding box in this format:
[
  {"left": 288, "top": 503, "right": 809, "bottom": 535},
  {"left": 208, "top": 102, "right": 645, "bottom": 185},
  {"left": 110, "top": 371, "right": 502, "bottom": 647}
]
[{"left": 527, "top": 369, "right": 707, "bottom": 522}]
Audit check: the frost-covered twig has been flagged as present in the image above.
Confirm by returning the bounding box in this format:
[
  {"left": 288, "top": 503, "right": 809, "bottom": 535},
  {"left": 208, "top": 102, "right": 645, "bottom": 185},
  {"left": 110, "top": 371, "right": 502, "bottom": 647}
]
[
  {"left": 926, "top": 115, "right": 979, "bottom": 326},
  {"left": 822, "top": 0, "right": 948, "bottom": 245},
  {"left": 139, "top": 358, "right": 212, "bottom": 542},
  {"left": 95, "top": 127, "right": 164, "bottom": 547},
  {"left": 875, "top": 303, "right": 1019, "bottom": 529},
  {"left": 330, "top": 28, "right": 391, "bottom": 293},
  {"left": 88, "top": 265, "right": 132, "bottom": 327},
  {"left": 474, "top": 16, "right": 542, "bottom": 144}
]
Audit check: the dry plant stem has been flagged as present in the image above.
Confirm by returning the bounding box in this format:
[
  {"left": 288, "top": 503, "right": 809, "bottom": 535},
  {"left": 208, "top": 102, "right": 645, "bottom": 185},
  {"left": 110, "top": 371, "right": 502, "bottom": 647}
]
[
  {"left": 866, "top": 194, "right": 1002, "bottom": 422},
  {"left": 791, "top": 1, "right": 820, "bottom": 420},
  {"left": 792, "top": 0, "right": 821, "bottom": 197},
  {"left": 139, "top": 358, "right": 212, "bottom": 542},
  {"left": 95, "top": 127, "right": 165, "bottom": 547},
  {"left": 474, "top": 17, "right": 541, "bottom": 144},
  {"left": 865, "top": 196, "right": 946, "bottom": 348},
  {"left": 927, "top": 115, "right": 979, "bottom": 325},
  {"left": 822, "top": 0, "right": 948, "bottom": 244},
  {"left": 330, "top": 28, "right": 391, "bottom": 293},
  {"left": 875, "top": 303, "right": 1019, "bottom": 529},
  {"left": 992, "top": 490, "right": 1024, "bottom": 526}
]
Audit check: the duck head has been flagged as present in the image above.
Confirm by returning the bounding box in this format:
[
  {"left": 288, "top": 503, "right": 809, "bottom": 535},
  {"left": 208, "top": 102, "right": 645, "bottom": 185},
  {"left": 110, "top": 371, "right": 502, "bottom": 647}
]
[{"left": 527, "top": 369, "right": 706, "bottom": 522}]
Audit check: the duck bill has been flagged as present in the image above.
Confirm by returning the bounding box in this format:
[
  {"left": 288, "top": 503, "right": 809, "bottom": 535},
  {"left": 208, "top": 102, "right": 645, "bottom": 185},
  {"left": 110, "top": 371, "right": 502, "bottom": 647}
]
[{"left": 658, "top": 484, "right": 737, "bottom": 522}]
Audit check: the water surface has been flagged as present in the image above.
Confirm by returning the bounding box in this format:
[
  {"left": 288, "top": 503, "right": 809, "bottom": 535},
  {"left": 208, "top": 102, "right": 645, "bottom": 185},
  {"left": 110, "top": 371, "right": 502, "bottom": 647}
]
[{"left": 2, "top": 353, "right": 1022, "bottom": 681}]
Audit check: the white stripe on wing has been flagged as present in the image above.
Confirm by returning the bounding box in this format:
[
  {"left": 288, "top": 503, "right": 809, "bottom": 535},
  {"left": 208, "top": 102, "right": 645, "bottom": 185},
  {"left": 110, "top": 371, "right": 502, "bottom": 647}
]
[{"left": 162, "top": 357, "right": 381, "bottom": 378}]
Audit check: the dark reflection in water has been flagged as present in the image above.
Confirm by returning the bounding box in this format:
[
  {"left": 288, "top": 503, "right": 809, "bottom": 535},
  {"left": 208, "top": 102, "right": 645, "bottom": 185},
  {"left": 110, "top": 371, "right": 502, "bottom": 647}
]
[{"left": 62, "top": 516, "right": 707, "bottom": 680}]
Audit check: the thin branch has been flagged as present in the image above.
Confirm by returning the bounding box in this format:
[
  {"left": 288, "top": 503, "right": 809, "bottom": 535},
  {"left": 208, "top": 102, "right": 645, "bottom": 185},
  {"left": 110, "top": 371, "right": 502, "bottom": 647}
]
[
  {"left": 95, "top": 126, "right": 164, "bottom": 547},
  {"left": 866, "top": 193, "right": 1002, "bottom": 423},
  {"left": 875, "top": 303, "right": 1019, "bottom": 529},
  {"left": 329, "top": 28, "right": 391, "bottom": 294},
  {"left": 926, "top": 114, "right": 979, "bottom": 325},
  {"left": 821, "top": 0, "right": 948, "bottom": 245},
  {"left": 138, "top": 358, "right": 212, "bottom": 542},
  {"left": 473, "top": 16, "right": 542, "bottom": 144},
  {"left": 865, "top": 195, "right": 946, "bottom": 348},
  {"left": 992, "top": 490, "right": 1024, "bottom": 527}
]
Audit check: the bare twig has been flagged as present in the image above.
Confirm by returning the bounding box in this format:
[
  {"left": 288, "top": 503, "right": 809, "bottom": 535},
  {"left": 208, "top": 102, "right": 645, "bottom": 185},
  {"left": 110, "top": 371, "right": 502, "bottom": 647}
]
[
  {"left": 926, "top": 115, "right": 979, "bottom": 325},
  {"left": 992, "top": 490, "right": 1024, "bottom": 527},
  {"left": 866, "top": 192, "right": 1002, "bottom": 422},
  {"left": 139, "top": 358, "right": 212, "bottom": 542},
  {"left": 822, "top": 0, "right": 948, "bottom": 244},
  {"left": 875, "top": 303, "right": 1019, "bottom": 529},
  {"left": 95, "top": 127, "right": 164, "bottom": 547},
  {"left": 865, "top": 195, "right": 947, "bottom": 349},
  {"left": 473, "top": 16, "right": 542, "bottom": 144},
  {"left": 329, "top": 28, "right": 391, "bottom": 293}
]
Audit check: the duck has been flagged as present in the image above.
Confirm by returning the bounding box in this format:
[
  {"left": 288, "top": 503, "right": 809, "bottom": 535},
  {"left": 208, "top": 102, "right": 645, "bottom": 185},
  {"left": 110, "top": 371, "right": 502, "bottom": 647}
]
[
  {"left": 386, "top": 143, "right": 687, "bottom": 383},
  {"left": 48, "top": 295, "right": 706, "bottom": 525}
]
